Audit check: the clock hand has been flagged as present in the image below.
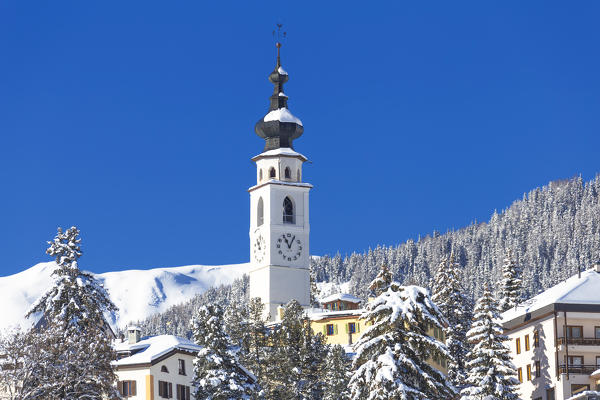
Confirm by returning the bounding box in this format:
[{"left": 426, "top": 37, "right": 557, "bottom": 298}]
[
  {"left": 288, "top": 235, "right": 296, "bottom": 249},
  {"left": 283, "top": 237, "right": 290, "bottom": 248}
]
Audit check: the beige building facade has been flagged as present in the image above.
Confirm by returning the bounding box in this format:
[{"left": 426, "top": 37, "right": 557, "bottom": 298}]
[{"left": 502, "top": 265, "right": 600, "bottom": 400}]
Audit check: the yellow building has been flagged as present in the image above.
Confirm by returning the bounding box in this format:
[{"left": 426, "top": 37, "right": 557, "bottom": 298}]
[{"left": 308, "top": 293, "right": 448, "bottom": 374}]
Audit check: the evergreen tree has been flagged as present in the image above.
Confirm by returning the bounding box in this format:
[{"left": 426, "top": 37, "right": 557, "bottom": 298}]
[
  {"left": 245, "top": 297, "right": 267, "bottom": 383},
  {"left": 349, "top": 278, "right": 455, "bottom": 399},
  {"left": 298, "top": 325, "right": 327, "bottom": 400},
  {"left": 498, "top": 250, "right": 522, "bottom": 312},
  {"left": 431, "top": 253, "right": 472, "bottom": 388},
  {"left": 323, "top": 344, "right": 350, "bottom": 400},
  {"left": 25, "top": 227, "right": 118, "bottom": 400},
  {"left": 262, "top": 300, "right": 305, "bottom": 399},
  {"left": 368, "top": 264, "right": 392, "bottom": 296},
  {"left": 460, "top": 284, "right": 519, "bottom": 400},
  {"left": 224, "top": 300, "right": 250, "bottom": 357},
  {"left": 192, "top": 303, "right": 259, "bottom": 400}
]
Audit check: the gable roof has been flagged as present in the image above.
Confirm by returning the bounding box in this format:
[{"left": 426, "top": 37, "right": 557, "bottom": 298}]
[
  {"left": 502, "top": 268, "right": 600, "bottom": 329},
  {"left": 319, "top": 293, "right": 362, "bottom": 304},
  {"left": 113, "top": 335, "right": 201, "bottom": 367}
]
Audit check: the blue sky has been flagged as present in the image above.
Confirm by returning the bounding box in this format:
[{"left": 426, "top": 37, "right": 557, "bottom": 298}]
[{"left": 0, "top": 2, "right": 599, "bottom": 276}]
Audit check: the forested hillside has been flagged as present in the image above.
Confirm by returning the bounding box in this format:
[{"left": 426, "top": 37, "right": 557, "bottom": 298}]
[
  {"left": 136, "top": 175, "right": 600, "bottom": 338},
  {"left": 312, "top": 175, "right": 600, "bottom": 301}
]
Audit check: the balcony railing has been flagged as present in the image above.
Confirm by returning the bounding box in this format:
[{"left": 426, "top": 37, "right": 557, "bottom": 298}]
[
  {"left": 557, "top": 337, "right": 600, "bottom": 346},
  {"left": 558, "top": 364, "right": 600, "bottom": 375}
]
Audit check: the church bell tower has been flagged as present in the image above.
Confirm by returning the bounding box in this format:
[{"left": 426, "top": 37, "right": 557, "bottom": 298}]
[{"left": 248, "top": 40, "right": 312, "bottom": 321}]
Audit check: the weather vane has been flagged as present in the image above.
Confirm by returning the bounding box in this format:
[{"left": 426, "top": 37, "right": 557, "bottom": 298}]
[{"left": 272, "top": 23, "right": 287, "bottom": 48}]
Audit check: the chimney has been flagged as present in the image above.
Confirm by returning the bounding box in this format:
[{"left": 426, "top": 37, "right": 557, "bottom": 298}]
[
  {"left": 594, "top": 263, "right": 600, "bottom": 273},
  {"left": 128, "top": 326, "right": 141, "bottom": 344}
]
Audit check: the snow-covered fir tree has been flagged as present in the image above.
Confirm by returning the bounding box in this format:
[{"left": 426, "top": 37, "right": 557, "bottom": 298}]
[
  {"left": 262, "top": 300, "right": 327, "bottom": 400},
  {"left": 224, "top": 300, "right": 250, "bottom": 357},
  {"left": 298, "top": 324, "right": 327, "bottom": 400},
  {"left": 192, "top": 303, "right": 259, "bottom": 400},
  {"left": 460, "top": 284, "right": 519, "bottom": 400},
  {"left": 498, "top": 250, "right": 523, "bottom": 312},
  {"left": 245, "top": 297, "right": 268, "bottom": 384},
  {"left": 431, "top": 253, "right": 472, "bottom": 388},
  {"left": 368, "top": 264, "right": 392, "bottom": 296},
  {"left": 323, "top": 344, "right": 350, "bottom": 400},
  {"left": 25, "top": 227, "right": 118, "bottom": 400},
  {"left": 349, "top": 273, "right": 455, "bottom": 400}
]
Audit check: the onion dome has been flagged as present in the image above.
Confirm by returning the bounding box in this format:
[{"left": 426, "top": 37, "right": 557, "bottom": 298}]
[{"left": 254, "top": 42, "right": 303, "bottom": 151}]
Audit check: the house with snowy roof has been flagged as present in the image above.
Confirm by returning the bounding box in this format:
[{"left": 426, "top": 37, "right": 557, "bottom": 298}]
[
  {"left": 112, "top": 327, "right": 201, "bottom": 399},
  {"left": 501, "top": 263, "right": 600, "bottom": 400}
]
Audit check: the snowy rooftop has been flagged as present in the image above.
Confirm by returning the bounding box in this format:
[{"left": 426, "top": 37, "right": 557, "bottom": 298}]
[
  {"left": 113, "top": 335, "right": 201, "bottom": 367},
  {"left": 252, "top": 147, "right": 307, "bottom": 161},
  {"left": 502, "top": 268, "right": 600, "bottom": 327},
  {"left": 319, "top": 293, "right": 362, "bottom": 304},
  {"left": 263, "top": 107, "right": 303, "bottom": 126},
  {"left": 308, "top": 309, "right": 363, "bottom": 321},
  {"left": 277, "top": 66, "right": 288, "bottom": 75}
]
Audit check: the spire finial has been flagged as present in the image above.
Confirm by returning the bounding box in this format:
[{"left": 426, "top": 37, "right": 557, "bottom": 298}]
[
  {"left": 255, "top": 26, "right": 303, "bottom": 151},
  {"left": 273, "top": 23, "right": 286, "bottom": 68}
]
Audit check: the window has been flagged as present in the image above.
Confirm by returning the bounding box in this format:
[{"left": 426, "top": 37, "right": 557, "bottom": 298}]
[
  {"left": 546, "top": 388, "right": 555, "bottom": 400},
  {"left": 571, "top": 384, "right": 590, "bottom": 396},
  {"left": 259, "top": 169, "right": 263, "bottom": 181},
  {"left": 161, "top": 365, "right": 169, "bottom": 373},
  {"left": 566, "top": 325, "right": 583, "bottom": 338},
  {"left": 533, "top": 330, "right": 539, "bottom": 347},
  {"left": 158, "top": 381, "right": 173, "bottom": 398},
  {"left": 596, "top": 356, "right": 600, "bottom": 367},
  {"left": 284, "top": 167, "right": 291, "bottom": 179},
  {"left": 526, "top": 364, "right": 532, "bottom": 381},
  {"left": 348, "top": 323, "right": 356, "bottom": 334},
  {"left": 535, "top": 360, "right": 541, "bottom": 378},
  {"left": 178, "top": 359, "right": 186, "bottom": 375},
  {"left": 517, "top": 367, "right": 522, "bottom": 383},
  {"left": 595, "top": 326, "right": 600, "bottom": 339},
  {"left": 516, "top": 338, "right": 521, "bottom": 354},
  {"left": 525, "top": 334, "right": 530, "bottom": 351},
  {"left": 176, "top": 384, "right": 191, "bottom": 400},
  {"left": 567, "top": 355, "right": 584, "bottom": 366},
  {"left": 257, "top": 197, "right": 264, "bottom": 226},
  {"left": 326, "top": 324, "right": 335, "bottom": 336},
  {"left": 269, "top": 167, "right": 276, "bottom": 178},
  {"left": 283, "top": 196, "right": 295, "bottom": 224},
  {"left": 118, "top": 380, "right": 137, "bottom": 397}
]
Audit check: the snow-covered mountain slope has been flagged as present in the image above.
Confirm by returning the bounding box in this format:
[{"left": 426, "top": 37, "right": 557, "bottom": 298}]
[{"left": 0, "top": 261, "right": 250, "bottom": 331}]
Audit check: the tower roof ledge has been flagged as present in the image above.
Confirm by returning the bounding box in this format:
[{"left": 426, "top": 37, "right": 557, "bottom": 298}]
[{"left": 251, "top": 147, "right": 308, "bottom": 162}]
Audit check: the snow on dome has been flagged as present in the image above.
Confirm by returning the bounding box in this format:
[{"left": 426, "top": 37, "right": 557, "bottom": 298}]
[
  {"left": 255, "top": 147, "right": 306, "bottom": 159},
  {"left": 113, "top": 334, "right": 201, "bottom": 366},
  {"left": 278, "top": 92, "right": 288, "bottom": 97},
  {"left": 278, "top": 66, "right": 288, "bottom": 75},
  {"left": 320, "top": 293, "right": 362, "bottom": 304},
  {"left": 263, "top": 108, "right": 303, "bottom": 126},
  {"left": 502, "top": 268, "right": 600, "bottom": 324}
]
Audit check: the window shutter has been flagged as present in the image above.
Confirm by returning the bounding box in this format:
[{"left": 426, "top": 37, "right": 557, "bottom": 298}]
[
  {"left": 334, "top": 324, "right": 338, "bottom": 334},
  {"left": 158, "top": 382, "right": 163, "bottom": 397},
  {"left": 323, "top": 325, "right": 327, "bottom": 335},
  {"left": 357, "top": 323, "right": 360, "bottom": 333},
  {"left": 117, "top": 381, "right": 124, "bottom": 396},
  {"left": 169, "top": 382, "right": 173, "bottom": 398},
  {"left": 345, "top": 323, "right": 349, "bottom": 333},
  {"left": 186, "top": 386, "right": 190, "bottom": 400},
  {"left": 132, "top": 380, "right": 137, "bottom": 395}
]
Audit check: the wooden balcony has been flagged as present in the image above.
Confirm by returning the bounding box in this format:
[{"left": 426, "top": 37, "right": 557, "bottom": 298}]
[
  {"left": 557, "top": 337, "right": 600, "bottom": 346},
  {"left": 558, "top": 364, "right": 600, "bottom": 375}
]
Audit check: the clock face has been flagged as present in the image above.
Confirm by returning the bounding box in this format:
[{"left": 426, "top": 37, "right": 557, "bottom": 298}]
[
  {"left": 253, "top": 234, "right": 266, "bottom": 263},
  {"left": 276, "top": 233, "right": 303, "bottom": 262}
]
